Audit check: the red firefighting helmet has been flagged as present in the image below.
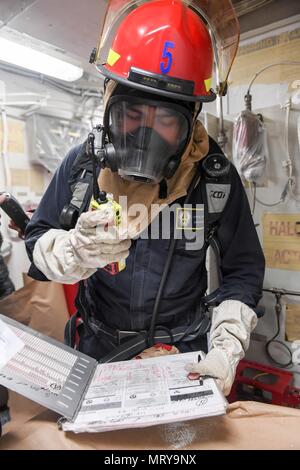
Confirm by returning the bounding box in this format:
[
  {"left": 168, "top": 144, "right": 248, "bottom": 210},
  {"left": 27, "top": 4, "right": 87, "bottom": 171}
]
[{"left": 91, "top": 0, "right": 240, "bottom": 101}]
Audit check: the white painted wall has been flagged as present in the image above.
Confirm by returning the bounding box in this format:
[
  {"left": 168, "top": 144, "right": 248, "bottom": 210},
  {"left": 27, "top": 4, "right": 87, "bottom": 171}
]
[
  {"left": 198, "top": 3, "right": 300, "bottom": 383},
  {"left": 242, "top": 98, "right": 300, "bottom": 386},
  {"left": 204, "top": 79, "right": 300, "bottom": 385}
]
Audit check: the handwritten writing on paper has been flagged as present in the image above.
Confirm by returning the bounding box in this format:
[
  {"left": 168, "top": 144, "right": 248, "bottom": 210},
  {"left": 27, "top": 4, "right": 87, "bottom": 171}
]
[
  {"left": 0, "top": 315, "right": 98, "bottom": 420},
  {"left": 62, "top": 352, "right": 227, "bottom": 433}
]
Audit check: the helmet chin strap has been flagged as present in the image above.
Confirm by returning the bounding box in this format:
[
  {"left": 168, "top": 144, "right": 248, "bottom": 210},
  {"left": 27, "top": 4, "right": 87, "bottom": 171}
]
[
  {"left": 158, "top": 179, "right": 168, "bottom": 199},
  {"left": 193, "top": 102, "right": 203, "bottom": 122}
]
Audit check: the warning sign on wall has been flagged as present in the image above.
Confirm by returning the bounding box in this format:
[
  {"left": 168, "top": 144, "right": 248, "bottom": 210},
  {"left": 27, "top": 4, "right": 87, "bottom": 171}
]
[{"left": 263, "top": 213, "right": 300, "bottom": 270}]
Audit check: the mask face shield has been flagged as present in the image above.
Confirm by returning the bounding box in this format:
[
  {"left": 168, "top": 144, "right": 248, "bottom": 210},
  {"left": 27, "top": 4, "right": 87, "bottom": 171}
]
[{"left": 104, "top": 95, "right": 192, "bottom": 183}]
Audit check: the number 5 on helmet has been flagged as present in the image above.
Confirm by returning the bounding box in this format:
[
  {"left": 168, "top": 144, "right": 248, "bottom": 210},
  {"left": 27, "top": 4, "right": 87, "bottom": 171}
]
[{"left": 91, "top": 0, "right": 240, "bottom": 101}]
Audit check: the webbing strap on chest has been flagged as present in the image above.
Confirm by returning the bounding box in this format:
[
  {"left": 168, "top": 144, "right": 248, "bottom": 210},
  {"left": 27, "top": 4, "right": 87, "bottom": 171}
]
[{"left": 95, "top": 310, "right": 211, "bottom": 363}]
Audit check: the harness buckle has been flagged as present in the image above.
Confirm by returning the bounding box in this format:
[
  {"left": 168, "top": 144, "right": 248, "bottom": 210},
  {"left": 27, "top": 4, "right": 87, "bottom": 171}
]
[{"left": 118, "top": 330, "right": 144, "bottom": 344}]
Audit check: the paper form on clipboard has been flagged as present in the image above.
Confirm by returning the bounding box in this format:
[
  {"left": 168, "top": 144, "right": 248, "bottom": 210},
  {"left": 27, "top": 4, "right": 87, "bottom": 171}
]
[
  {"left": 0, "top": 314, "right": 227, "bottom": 432},
  {"left": 61, "top": 352, "right": 227, "bottom": 433}
]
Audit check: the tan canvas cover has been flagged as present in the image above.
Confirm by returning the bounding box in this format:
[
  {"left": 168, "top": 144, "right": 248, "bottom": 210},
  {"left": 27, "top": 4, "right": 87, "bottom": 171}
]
[{"left": 0, "top": 401, "right": 300, "bottom": 450}]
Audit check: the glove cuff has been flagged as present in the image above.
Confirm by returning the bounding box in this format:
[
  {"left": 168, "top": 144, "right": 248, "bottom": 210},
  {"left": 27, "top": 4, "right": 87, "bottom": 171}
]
[
  {"left": 33, "top": 229, "right": 96, "bottom": 283},
  {"left": 209, "top": 300, "right": 258, "bottom": 394}
]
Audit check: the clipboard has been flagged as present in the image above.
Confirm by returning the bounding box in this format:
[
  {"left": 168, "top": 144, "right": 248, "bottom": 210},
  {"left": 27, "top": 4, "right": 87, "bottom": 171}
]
[{"left": 0, "top": 314, "right": 97, "bottom": 420}]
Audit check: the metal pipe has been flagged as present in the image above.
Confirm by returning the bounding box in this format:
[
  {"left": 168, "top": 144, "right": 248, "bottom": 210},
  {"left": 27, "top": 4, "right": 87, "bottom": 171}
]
[{"left": 263, "top": 287, "right": 300, "bottom": 297}]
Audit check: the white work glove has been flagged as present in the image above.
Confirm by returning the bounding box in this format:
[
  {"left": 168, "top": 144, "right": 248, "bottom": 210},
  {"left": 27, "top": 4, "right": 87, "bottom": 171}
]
[
  {"left": 33, "top": 205, "right": 131, "bottom": 284},
  {"left": 186, "top": 300, "right": 258, "bottom": 396}
]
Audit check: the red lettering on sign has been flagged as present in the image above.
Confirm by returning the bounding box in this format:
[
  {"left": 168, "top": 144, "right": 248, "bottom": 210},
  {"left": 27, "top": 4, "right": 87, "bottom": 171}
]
[
  {"left": 269, "top": 221, "right": 278, "bottom": 236},
  {"left": 273, "top": 249, "right": 300, "bottom": 264},
  {"left": 269, "top": 221, "right": 296, "bottom": 236}
]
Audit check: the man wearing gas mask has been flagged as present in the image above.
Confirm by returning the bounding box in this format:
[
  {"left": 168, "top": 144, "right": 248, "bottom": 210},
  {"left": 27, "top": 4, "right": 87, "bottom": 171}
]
[{"left": 25, "top": 0, "right": 265, "bottom": 396}]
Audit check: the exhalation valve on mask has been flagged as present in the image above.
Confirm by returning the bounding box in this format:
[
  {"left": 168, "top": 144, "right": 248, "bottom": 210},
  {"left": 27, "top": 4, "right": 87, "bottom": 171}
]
[
  {"left": 112, "top": 126, "right": 180, "bottom": 184},
  {"left": 233, "top": 109, "right": 268, "bottom": 183}
]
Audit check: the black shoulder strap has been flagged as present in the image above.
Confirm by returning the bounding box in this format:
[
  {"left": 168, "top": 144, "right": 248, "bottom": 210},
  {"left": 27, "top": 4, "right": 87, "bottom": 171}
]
[
  {"left": 199, "top": 136, "right": 233, "bottom": 242},
  {"left": 59, "top": 140, "right": 100, "bottom": 230},
  {"left": 68, "top": 140, "right": 92, "bottom": 188},
  {"left": 198, "top": 138, "right": 234, "bottom": 299}
]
